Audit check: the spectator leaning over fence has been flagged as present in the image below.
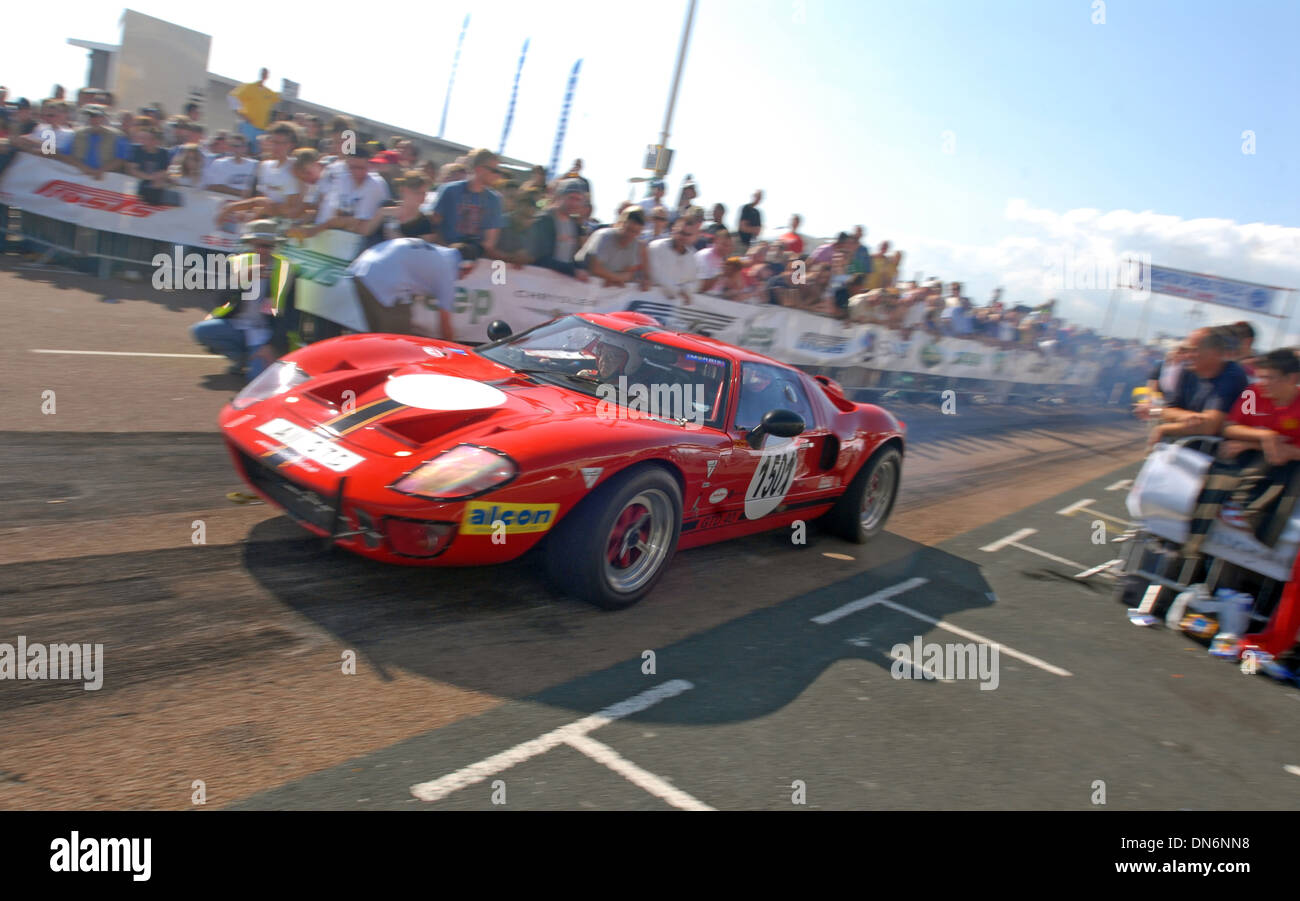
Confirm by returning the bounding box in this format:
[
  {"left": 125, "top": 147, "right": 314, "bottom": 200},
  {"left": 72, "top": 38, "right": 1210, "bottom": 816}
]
[
  {"left": 695, "top": 226, "right": 732, "bottom": 293},
  {"left": 1180, "top": 348, "right": 1300, "bottom": 563},
  {"left": 1147, "top": 327, "right": 1250, "bottom": 445},
  {"left": 191, "top": 219, "right": 297, "bottom": 380},
  {"left": 525, "top": 178, "right": 588, "bottom": 278},
  {"left": 648, "top": 216, "right": 700, "bottom": 306},
  {"left": 378, "top": 170, "right": 435, "bottom": 241},
  {"left": 229, "top": 68, "right": 280, "bottom": 146},
  {"left": 125, "top": 124, "right": 172, "bottom": 205},
  {"left": 736, "top": 189, "right": 763, "bottom": 251},
  {"left": 347, "top": 236, "right": 476, "bottom": 339},
  {"left": 169, "top": 144, "right": 205, "bottom": 188},
  {"left": 250, "top": 122, "right": 301, "bottom": 213},
  {"left": 65, "top": 105, "right": 121, "bottom": 179},
  {"left": 203, "top": 132, "right": 257, "bottom": 196},
  {"left": 309, "top": 148, "right": 391, "bottom": 239},
  {"left": 576, "top": 206, "right": 647, "bottom": 289},
  {"left": 426, "top": 147, "right": 504, "bottom": 261}
]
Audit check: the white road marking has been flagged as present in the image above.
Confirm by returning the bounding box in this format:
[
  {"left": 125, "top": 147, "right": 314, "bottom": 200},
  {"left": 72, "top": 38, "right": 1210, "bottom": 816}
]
[
  {"left": 876, "top": 598, "right": 1073, "bottom": 677},
  {"left": 979, "top": 528, "right": 1037, "bottom": 553},
  {"left": 1285, "top": 765, "right": 1300, "bottom": 778},
  {"left": 885, "top": 649, "right": 954, "bottom": 683},
  {"left": 1056, "top": 497, "right": 1137, "bottom": 528},
  {"left": 410, "top": 679, "right": 696, "bottom": 803},
  {"left": 1056, "top": 498, "right": 1095, "bottom": 516},
  {"left": 564, "top": 734, "right": 713, "bottom": 811},
  {"left": 810, "top": 577, "right": 929, "bottom": 624},
  {"left": 31, "top": 349, "right": 224, "bottom": 359},
  {"left": 999, "top": 538, "right": 1089, "bottom": 571},
  {"left": 1073, "top": 558, "right": 1123, "bottom": 580},
  {"left": 1106, "top": 479, "right": 1134, "bottom": 492}
]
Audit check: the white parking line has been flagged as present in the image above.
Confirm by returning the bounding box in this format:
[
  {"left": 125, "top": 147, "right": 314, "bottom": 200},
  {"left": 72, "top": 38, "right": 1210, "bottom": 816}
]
[
  {"left": 1056, "top": 496, "right": 1136, "bottom": 528},
  {"left": 31, "top": 349, "right": 223, "bottom": 359},
  {"left": 564, "top": 734, "right": 714, "bottom": 811},
  {"left": 810, "top": 578, "right": 1071, "bottom": 677},
  {"left": 876, "top": 598, "right": 1073, "bottom": 677},
  {"left": 1073, "top": 559, "right": 1122, "bottom": 579},
  {"left": 982, "top": 528, "right": 1089, "bottom": 570},
  {"left": 410, "top": 679, "right": 701, "bottom": 805},
  {"left": 979, "top": 528, "right": 1037, "bottom": 553},
  {"left": 1106, "top": 479, "right": 1134, "bottom": 492},
  {"left": 810, "top": 577, "right": 929, "bottom": 624}
]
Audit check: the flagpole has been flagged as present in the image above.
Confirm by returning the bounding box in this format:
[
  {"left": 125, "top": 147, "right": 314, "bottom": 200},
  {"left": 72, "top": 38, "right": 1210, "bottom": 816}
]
[
  {"left": 656, "top": 0, "right": 697, "bottom": 176},
  {"left": 439, "top": 14, "right": 470, "bottom": 139}
]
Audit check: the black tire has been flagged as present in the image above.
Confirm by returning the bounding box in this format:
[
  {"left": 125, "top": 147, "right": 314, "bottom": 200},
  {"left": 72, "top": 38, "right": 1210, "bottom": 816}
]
[
  {"left": 824, "top": 446, "right": 902, "bottom": 543},
  {"left": 545, "top": 466, "right": 683, "bottom": 610}
]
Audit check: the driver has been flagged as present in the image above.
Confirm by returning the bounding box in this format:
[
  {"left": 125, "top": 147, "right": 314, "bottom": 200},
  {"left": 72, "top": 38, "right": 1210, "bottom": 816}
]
[{"left": 576, "top": 341, "right": 635, "bottom": 384}]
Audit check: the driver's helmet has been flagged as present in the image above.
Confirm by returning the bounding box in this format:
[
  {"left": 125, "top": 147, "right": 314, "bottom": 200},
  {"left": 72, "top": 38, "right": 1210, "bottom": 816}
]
[{"left": 589, "top": 339, "right": 640, "bottom": 377}]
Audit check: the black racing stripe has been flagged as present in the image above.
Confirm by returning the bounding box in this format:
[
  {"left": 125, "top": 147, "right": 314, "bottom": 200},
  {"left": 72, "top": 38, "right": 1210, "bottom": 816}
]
[{"left": 324, "top": 398, "right": 407, "bottom": 435}]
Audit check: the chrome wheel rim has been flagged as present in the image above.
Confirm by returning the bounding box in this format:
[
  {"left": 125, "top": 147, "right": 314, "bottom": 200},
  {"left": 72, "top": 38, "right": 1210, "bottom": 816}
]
[
  {"left": 604, "top": 489, "right": 674, "bottom": 594},
  {"left": 860, "top": 458, "right": 897, "bottom": 533}
]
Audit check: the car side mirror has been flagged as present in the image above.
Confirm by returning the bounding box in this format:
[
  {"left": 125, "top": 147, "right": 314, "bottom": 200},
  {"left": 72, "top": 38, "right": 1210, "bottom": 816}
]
[
  {"left": 486, "top": 320, "right": 513, "bottom": 342},
  {"left": 746, "top": 408, "right": 805, "bottom": 449}
]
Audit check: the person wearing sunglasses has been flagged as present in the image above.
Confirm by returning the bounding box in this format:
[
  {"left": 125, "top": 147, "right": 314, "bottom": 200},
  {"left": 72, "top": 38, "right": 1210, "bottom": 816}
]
[{"left": 425, "top": 146, "right": 504, "bottom": 265}]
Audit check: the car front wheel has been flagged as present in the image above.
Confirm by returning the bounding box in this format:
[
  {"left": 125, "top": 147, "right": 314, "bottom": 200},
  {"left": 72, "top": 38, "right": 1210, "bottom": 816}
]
[{"left": 545, "top": 466, "right": 683, "bottom": 610}]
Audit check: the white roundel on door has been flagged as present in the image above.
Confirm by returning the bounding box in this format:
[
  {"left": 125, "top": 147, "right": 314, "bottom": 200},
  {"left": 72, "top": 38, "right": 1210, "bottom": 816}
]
[{"left": 744, "top": 435, "right": 798, "bottom": 520}]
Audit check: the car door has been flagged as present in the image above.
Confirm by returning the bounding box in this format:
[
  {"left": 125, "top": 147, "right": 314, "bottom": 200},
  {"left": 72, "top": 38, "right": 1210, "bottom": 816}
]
[{"left": 707, "top": 361, "right": 824, "bottom": 524}]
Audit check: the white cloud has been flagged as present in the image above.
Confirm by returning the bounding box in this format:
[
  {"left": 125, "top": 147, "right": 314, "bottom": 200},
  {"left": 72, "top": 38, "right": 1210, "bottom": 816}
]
[{"left": 890, "top": 200, "right": 1300, "bottom": 344}]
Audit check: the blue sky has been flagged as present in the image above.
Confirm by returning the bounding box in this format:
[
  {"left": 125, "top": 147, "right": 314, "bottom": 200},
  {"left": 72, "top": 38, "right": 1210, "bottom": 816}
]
[{"left": 7, "top": 0, "right": 1300, "bottom": 343}]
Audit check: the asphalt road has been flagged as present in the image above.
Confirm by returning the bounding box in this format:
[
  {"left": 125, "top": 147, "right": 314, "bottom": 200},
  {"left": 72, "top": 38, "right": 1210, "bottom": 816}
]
[{"left": 9, "top": 260, "right": 1282, "bottom": 811}]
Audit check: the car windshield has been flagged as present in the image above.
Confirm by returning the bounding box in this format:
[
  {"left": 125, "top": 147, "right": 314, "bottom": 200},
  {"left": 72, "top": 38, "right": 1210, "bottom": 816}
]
[{"left": 476, "top": 316, "right": 731, "bottom": 428}]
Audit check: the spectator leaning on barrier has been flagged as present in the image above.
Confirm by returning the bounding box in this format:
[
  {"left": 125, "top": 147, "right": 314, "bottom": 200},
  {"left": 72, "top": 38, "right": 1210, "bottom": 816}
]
[
  {"left": 169, "top": 144, "right": 205, "bottom": 188},
  {"left": 380, "top": 170, "right": 435, "bottom": 241},
  {"left": 526, "top": 178, "right": 588, "bottom": 278},
  {"left": 427, "top": 147, "right": 505, "bottom": 260},
  {"left": 347, "top": 236, "right": 476, "bottom": 339},
  {"left": 65, "top": 105, "right": 121, "bottom": 179},
  {"left": 1181, "top": 348, "right": 1300, "bottom": 562},
  {"left": 1148, "top": 327, "right": 1250, "bottom": 445},
  {"left": 202, "top": 133, "right": 257, "bottom": 196},
  {"left": 125, "top": 124, "right": 172, "bottom": 205},
  {"left": 695, "top": 226, "right": 732, "bottom": 294},
  {"left": 191, "top": 219, "right": 297, "bottom": 380},
  {"left": 648, "top": 216, "right": 700, "bottom": 306},
  {"left": 229, "top": 68, "right": 280, "bottom": 146},
  {"left": 577, "top": 206, "right": 647, "bottom": 288},
  {"left": 312, "top": 148, "right": 391, "bottom": 238}
]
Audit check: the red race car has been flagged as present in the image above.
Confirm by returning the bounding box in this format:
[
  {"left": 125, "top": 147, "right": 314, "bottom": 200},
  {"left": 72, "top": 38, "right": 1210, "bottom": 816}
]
[{"left": 219, "top": 311, "right": 906, "bottom": 608}]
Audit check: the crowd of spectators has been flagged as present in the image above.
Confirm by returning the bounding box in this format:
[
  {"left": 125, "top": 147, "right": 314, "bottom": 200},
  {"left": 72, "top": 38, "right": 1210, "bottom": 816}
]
[{"left": 0, "top": 77, "right": 1235, "bottom": 383}]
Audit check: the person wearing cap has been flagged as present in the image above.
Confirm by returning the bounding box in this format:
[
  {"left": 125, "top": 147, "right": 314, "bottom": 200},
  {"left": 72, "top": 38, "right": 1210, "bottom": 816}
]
[
  {"left": 191, "top": 220, "right": 298, "bottom": 380},
  {"left": 562, "top": 158, "right": 592, "bottom": 207},
  {"left": 65, "top": 104, "right": 122, "bottom": 179},
  {"left": 424, "top": 147, "right": 505, "bottom": 262},
  {"left": 524, "top": 178, "right": 589, "bottom": 279}
]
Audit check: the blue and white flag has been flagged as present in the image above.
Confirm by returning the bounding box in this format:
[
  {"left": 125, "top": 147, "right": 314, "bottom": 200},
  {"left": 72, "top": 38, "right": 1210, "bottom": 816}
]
[
  {"left": 548, "top": 58, "right": 583, "bottom": 179},
  {"left": 499, "top": 39, "right": 529, "bottom": 155},
  {"left": 439, "top": 14, "right": 470, "bottom": 139}
]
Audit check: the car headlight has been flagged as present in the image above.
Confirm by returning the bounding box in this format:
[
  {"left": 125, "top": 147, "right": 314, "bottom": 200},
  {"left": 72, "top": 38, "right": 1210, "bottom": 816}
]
[
  {"left": 232, "top": 361, "right": 310, "bottom": 410},
  {"left": 390, "top": 445, "right": 517, "bottom": 500}
]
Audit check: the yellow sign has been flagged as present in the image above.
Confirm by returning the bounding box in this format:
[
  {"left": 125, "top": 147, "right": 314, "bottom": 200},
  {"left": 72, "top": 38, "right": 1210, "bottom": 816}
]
[{"left": 462, "top": 502, "right": 560, "bottom": 534}]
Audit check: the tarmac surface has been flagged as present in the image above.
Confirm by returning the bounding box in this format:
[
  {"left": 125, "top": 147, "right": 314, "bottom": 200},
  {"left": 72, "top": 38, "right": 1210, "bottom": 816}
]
[{"left": 5, "top": 260, "right": 1289, "bottom": 810}]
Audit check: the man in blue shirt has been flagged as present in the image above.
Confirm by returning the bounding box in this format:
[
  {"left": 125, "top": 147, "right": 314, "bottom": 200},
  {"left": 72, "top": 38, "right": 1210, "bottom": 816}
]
[
  {"left": 1149, "top": 327, "right": 1249, "bottom": 445},
  {"left": 426, "top": 147, "right": 504, "bottom": 261}
]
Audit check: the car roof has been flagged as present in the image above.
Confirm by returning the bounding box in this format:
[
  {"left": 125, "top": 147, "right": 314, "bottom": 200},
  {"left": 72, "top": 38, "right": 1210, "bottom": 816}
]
[{"left": 576, "top": 311, "right": 797, "bottom": 371}]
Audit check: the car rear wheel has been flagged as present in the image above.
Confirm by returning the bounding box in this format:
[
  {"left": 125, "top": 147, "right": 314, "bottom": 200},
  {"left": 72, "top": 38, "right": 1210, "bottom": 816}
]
[
  {"left": 545, "top": 466, "right": 683, "bottom": 610},
  {"left": 824, "top": 446, "right": 901, "bottom": 543}
]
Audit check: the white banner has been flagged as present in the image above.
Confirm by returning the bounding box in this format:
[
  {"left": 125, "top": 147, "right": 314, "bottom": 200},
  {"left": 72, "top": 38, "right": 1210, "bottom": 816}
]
[
  {"left": 288, "top": 243, "right": 1098, "bottom": 386},
  {"left": 0, "top": 153, "right": 241, "bottom": 251},
  {"left": 1147, "top": 264, "right": 1288, "bottom": 316}
]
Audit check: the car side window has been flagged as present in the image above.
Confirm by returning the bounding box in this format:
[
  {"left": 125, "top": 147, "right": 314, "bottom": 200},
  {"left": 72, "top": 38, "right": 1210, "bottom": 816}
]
[{"left": 734, "top": 362, "right": 815, "bottom": 433}]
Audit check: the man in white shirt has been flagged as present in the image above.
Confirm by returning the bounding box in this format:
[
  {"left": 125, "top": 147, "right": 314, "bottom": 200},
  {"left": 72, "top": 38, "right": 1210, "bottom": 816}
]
[
  {"left": 251, "top": 123, "right": 300, "bottom": 212},
  {"left": 314, "top": 150, "right": 390, "bottom": 230},
  {"left": 695, "top": 226, "right": 732, "bottom": 294},
  {"left": 647, "top": 217, "right": 700, "bottom": 306},
  {"left": 203, "top": 134, "right": 258, "bottom": 196},
  {"left": 347, "top": 237, "right": 469, "bottom": 339}
]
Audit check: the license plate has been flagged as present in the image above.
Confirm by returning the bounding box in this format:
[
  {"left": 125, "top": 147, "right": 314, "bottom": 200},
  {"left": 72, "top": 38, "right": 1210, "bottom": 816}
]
[{"left": 256, "top": 418, "right": 364, "bottom": 473}]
